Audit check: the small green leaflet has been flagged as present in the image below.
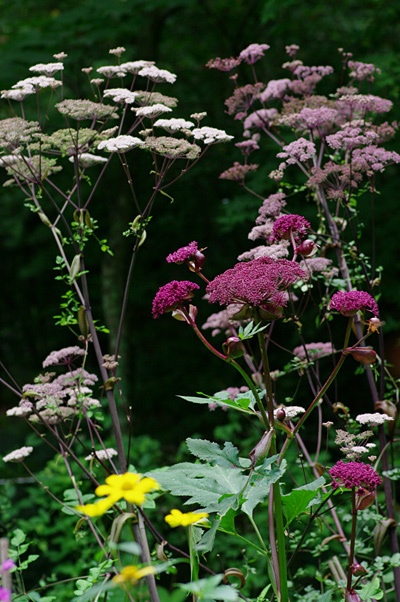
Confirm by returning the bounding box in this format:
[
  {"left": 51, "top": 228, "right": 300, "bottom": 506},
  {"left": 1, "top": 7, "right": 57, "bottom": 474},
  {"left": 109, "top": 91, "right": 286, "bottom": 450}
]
[
  {"left": 359, "top": 577, "right": 384, "bottom": 600},
  {"left": 178, "top": 390, "right": 261, "bottom": 414},
  {"left": 177, "top": 574, "right": 239, "bottom": 601}
]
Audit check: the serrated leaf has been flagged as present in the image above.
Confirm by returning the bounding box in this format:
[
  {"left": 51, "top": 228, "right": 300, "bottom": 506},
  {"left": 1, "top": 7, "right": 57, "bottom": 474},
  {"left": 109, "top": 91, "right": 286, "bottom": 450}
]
[
  {"left": 196, "top": 518, "right": 221, "bottom": 553},
  {"left": 186, "top": 438, "right": 241, "bottom": 468},
  {"left": 150, "top": 463, "right": 247, "bottom": 516}
]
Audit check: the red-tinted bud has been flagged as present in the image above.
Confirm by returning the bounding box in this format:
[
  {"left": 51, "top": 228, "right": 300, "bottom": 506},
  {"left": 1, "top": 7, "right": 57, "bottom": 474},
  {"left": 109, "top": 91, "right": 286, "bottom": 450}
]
[
  {"left": 275, "top": 408, "right": 286, "bottom": 421},
  {"left": 356, "top": 490, "right": 375, "bottom": 511},
  {"left": 345, "top": 347, "right": 377, "bottom": 364},
  {"left": 192, "top": 250, "right": 206, "bottom": 271},
  {"left": 351, "top": 563, "right": 367, "bottom": 576},
  {"left": 295, "top": 239, "right": 316, "bottom": 257},
  {"left": 222, "top": 336, "right": 244, "bottom": 359}
]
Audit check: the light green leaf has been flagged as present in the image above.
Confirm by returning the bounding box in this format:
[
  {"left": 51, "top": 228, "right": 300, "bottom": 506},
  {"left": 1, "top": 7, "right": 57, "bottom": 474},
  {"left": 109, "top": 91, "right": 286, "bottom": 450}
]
[
  {"left": 150, "top": 463, "right": 247, "bottom": 515},
  {"left": 186, "top": 438, "right": 242, "bottom": 468},
  {"left": 359, "top": 577, "right": 384, "bottom": 600},
  {"left": 177, "top": 574, "right": 239, "bottom": 601}
]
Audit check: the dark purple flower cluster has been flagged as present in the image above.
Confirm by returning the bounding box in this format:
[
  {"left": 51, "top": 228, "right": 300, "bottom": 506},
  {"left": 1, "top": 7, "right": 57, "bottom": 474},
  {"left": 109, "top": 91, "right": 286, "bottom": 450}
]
[
  {"left": 271, "top": 214, "right": 311, "bottom": 243},
  {"left": 329, "top": 460, "right": 382, "bottom": 492},
  {"left": 166, "top": 241, "right": 199, "bottom": 264},
  {"left": 152, "top": 280, "right": 200, "bottom": 318},
  {"left": 330, "top": 290, "right": 378, "bottom": 316},
  {"left": 206, "top": 257, "right": 306, "bottom": 311}
]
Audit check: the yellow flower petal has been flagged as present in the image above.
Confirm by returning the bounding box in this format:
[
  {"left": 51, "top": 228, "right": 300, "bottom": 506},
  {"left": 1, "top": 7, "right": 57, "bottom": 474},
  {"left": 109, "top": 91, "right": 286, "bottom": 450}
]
[
  {"left": 75, "top": 497, "right": 114, "bottom": 516},
  {"left": 113, "top": 565, "right": 155, "bottom": 585},
  {"left": 165, "top": 508, "right": 209, "bottom": 528}
]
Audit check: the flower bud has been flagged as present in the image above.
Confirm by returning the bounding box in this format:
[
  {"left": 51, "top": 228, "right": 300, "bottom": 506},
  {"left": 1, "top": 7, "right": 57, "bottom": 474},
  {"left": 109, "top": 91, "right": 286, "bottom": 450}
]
[
  {"left": 345, "top": 347, "right": 377, "bottom": 364},
  {"left": 356, "top": 490, "right": 375, "bottom": 511},
  {"left": 295, "top": 239, "right": 316, "bottom": 257},
  {"left": 351, "top": 563, "right": 367, "bottom": 576},
  {"left": 222, "top": 336, "right": 244, "bottom": 359},
  {"left": 275, "top": 408, "right": 286, "bottom": 421},
  {"left": 188, "top": 250, "right": 206, "bottom": 272}
]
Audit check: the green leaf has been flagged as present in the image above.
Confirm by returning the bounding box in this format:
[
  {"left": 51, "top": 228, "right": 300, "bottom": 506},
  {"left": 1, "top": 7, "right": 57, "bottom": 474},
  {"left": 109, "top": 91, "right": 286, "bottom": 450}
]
[
  {"left": 281, "top": 477, "right": 325, "bottom": 527},
  {"left": 359, "top": 577, "right": 384, "bottom": 600},
  {"left": 177, "top": 574, "right": 239, "bottom": 601},
  {"left": 186, "top": 438, "right": 242, "bottom": 468},
  {"left": 150, "top": 463, "right": 247, "bottom": 516},
  {"left": 11, "top": 528, "right": 26, "bottom": 546}
]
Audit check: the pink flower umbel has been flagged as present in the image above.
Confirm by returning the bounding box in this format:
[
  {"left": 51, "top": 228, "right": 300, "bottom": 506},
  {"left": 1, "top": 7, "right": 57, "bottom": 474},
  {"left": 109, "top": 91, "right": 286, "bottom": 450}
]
[
  {"left": 206, "top": 257, "right": 306, "bottom": 316},
  {"left": 330, "top": 290, "right": 379, "bottom": 316},
  {"left": 166, "top": 241, "right": 205, "bottom": 271},
  {"left": 329, "top": 460, "right": 382, "bottom": 494},
  {"left": 270, "top": 214, "right": 311, "bottom": 244},
  {"left": 152, "top": 280, "right": 200, "bottom": 318}
]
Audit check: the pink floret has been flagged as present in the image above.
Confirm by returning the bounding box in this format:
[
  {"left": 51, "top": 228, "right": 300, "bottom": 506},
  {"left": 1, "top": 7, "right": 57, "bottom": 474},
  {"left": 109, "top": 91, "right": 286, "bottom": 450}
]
[
  {"left": 329, "top": 460, "right": 382, "bottom": 492},
  {"left": 330, "top": 290, "right": 378, "bottom": 316}
]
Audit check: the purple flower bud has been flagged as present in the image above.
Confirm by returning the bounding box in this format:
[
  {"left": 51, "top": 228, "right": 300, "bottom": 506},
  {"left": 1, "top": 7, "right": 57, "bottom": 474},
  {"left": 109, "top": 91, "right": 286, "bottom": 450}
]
[
  {"left": 351, "top": 563, "right": 367, "bottom": 576},
  {"left": 345, "top": 591, "right": 362, "bottom": 602},
  {"left": 275, "top": 408, "right": 286, "bottom": 421},
  {"left": 295, "top": 239, "right": 316, "bottom": 257},
  {"left": 222, "top": 336, "right": 244, "bottom": 359}
]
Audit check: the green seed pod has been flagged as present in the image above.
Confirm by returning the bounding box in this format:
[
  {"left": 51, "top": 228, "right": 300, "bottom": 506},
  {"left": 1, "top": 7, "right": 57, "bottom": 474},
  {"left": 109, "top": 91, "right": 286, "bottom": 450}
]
[
  {"left": 84, "top": 209, "right": 93, "bottom": 230},
  {"left": 38, "top": 210, "right": 52, "bottom": 228},
  {"left": 78, "top": 305, "right": 89, "bottom": 338},
  {"left": 70, "top": 254, "right": 81, "bottom": 281}
]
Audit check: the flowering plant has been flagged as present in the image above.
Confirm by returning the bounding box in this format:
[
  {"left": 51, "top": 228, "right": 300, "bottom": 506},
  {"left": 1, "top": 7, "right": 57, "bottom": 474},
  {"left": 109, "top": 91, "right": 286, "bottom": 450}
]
[{"left": 1, "top": 42, "right": 399, "bottom": 602}]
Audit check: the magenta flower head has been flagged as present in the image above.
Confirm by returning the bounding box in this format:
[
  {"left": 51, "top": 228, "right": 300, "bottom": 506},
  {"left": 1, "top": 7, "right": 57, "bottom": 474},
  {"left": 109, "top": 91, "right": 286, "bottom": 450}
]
[
  {"left": 166, "top": 241, "right": 205, "bottom": 272},
  {"left": 152, "top": 280, "right": 200, "bottom": 319},
  {"left": 206, "top": 257, "right": 306, "bottom": 319},
  {"left": 271, "top": 214, "right": 310, "bottom": 244},
  {"left": 329, "top": 460, "right": 382, "bottom": 496},
  {"left": 0, "top": 587, "right": 11, "bottom": 602},
  {"left": 330, "top": 290, "right": 379, "bottom": 317}
]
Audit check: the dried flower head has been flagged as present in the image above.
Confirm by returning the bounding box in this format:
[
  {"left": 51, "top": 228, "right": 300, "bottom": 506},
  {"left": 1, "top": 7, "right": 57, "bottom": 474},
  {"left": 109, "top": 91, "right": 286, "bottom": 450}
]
[
  {"left": 152, "top": 280, "right": 200, "bottom": 318},
  {"left": 330, "top": 290, "right": 379, "bottom": 316},
  {"left": 43, "top": 346, "right": 85, "bottom": 368},
  {"left": 143, "top": 136, "right": 201, "bottom": 159},
  {"left": 55, "top": 99, "right": 116, "bottom": 121}
]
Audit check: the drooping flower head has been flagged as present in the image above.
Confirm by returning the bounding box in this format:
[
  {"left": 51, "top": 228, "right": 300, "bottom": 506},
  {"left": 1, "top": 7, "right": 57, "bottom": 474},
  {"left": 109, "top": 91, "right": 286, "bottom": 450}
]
[
  {"left": 329, "top": 460, "right": 382, "bottom": 494},
  {"left": 330, "top": 290, "right": 379, "bottom": 316},
  {"left": 271, "top": 214, "right": 311, "bottom": 244},
  {"left": 113, "top": 565, "right": 155, "bottom": 585},
  {"left": 166, "top": 241, "right": 205, "bottom": 272},
  {"left": 206, "top": 257, "right": 306, "bottom": 318},
  {"left": 152, "top": 280, "right": 200, "bottom": 318}
]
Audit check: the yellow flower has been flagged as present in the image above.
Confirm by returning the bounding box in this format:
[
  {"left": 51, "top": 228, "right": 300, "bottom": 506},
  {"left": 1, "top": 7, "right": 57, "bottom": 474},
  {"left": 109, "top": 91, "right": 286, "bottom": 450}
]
[
  {"left": 165, "top": 508, "right": 209, "bottom": 528},
  {"left": 113, "top": 565, "right": 155, "bottom": 585},
  {"left": 75, "top": 472, "right": 160, "bottom": 516}
]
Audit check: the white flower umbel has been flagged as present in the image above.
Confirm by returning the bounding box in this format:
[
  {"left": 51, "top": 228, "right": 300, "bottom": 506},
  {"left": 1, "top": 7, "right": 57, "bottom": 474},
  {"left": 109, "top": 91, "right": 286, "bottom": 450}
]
[
  {"left": 29, "top": 63, "right": 65, "bottom": 77},
  {"left": 134, "top": 103, "right": 173, "bottom": 118},
  {"left": 96, "top": 65, "right": 126, "bottom": 78},
  {"left": 12, "top": 76, "right": 61, "bottom": 90},
  {"left": 3, "top": 446, "right": 33, "bottom": 463},
  {"left": 85, "top": 448, "right": 118, "bottom": 461},
  {"left": 103, "top": 88, "right": 138, "bottom": 104},
  {"left": 356, "top": 412, "right": 394, "bottom": 426},
  {"left": 138, "top": 66, "right": 177, "bottom": 84},
  {"left": 0, "top": 155, "right": 24, "bottom": 167},
  {"left": 192, "top": 126, "right": 234, "bottom": 144},
  {"left": 69, "top": 153, "right": 108, "bottom": 168},
  {"left": 98, "top": 135, "right": 145, "bottom": 152},
  {"left": 1, "top": 87, "right": 35, "bottom": 101},
  {"left": 154, "top": 118, "right": 195, "bottom": 132},
  {"left": 119, "top": 60, "right": 155, "bottom": 73}
]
